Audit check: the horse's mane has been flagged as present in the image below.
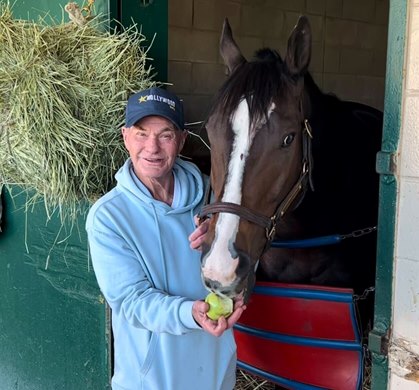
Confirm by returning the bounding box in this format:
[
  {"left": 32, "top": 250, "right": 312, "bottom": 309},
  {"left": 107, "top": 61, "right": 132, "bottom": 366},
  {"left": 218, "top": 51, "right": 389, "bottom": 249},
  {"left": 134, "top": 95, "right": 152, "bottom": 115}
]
[
  {"left": 210, "top": 48, "right": 291, "bottom": 130},
  {"left": 210, "top": 47, "right": 340, "bottom": 126}
]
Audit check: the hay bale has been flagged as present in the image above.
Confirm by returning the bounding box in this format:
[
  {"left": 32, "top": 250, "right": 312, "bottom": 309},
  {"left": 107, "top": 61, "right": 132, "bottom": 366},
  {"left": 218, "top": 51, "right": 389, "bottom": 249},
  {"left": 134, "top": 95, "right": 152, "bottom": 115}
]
[{"left": 0, "top": 4, "right": 156, "bottom": 220}]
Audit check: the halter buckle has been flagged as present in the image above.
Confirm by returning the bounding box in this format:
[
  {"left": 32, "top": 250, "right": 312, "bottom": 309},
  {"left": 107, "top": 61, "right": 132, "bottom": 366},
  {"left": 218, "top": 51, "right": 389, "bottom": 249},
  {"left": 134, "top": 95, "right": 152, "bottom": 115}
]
[
  {"left": 304, "top": 119, "right": 313, "bottom": 138},
  {"left": 266, "top": 216, "right": 277, "bottom": 240}
]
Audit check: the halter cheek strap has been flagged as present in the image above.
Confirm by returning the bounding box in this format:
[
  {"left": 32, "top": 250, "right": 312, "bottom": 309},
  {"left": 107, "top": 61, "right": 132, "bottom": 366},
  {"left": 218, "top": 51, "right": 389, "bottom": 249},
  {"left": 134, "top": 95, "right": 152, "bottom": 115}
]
[
  {"left": 198, "top": 118, "right": 314, "bottom": 245},
  {"left": 261, "top": 119, "right": 314, "bottom": 242}
]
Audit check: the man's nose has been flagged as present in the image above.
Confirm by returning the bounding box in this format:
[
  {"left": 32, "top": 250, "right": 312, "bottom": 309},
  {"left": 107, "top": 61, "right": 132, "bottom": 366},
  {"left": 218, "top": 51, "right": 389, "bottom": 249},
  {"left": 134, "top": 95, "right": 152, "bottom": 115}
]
[{"left": 145, "top": 136, "right": 160, "bottom": 152}]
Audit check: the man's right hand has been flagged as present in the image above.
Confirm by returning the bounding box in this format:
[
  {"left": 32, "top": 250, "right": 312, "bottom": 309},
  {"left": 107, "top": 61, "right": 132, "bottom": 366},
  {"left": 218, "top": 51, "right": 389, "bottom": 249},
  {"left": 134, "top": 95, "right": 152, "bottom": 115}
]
[
  {"left": 192, "top": 296, "right": 246, "bottom": 337},
  {"left": 188, "top": 216, "right": 210, "bottom": 251}
]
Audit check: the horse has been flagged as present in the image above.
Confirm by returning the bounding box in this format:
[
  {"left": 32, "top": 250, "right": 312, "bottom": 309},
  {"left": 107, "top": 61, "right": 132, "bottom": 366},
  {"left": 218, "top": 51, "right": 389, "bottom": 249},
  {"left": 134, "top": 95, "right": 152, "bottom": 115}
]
[{"left": 198, "top": 16, "right": 382, "bottom": 329}]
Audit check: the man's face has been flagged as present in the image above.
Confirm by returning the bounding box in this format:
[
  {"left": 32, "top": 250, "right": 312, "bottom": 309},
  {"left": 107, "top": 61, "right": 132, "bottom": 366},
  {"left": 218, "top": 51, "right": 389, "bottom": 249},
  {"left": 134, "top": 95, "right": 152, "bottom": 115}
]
[{"left": 122, "top": 116, "right": 187, "bottom": 183}]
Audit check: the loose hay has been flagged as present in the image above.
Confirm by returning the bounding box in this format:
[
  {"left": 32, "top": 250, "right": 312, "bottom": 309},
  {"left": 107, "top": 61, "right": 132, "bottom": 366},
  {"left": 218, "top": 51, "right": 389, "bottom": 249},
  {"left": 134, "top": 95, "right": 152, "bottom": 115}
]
[
  {"left": 235, "top": 370, "right": 276, "bottom": 390},
  {"left": 0, "top": 4, "right": 156, "bottom": 221}
]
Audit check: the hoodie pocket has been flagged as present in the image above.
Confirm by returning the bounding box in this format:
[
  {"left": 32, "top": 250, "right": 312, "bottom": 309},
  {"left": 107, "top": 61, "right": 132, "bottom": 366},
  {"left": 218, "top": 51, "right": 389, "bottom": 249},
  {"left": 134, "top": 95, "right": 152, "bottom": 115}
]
[
  {"left": 139, "top": 332, "right": 159, "bottom": 376},
  {"left": 139, "top": 331, "right": 236, "bottom": 390}
]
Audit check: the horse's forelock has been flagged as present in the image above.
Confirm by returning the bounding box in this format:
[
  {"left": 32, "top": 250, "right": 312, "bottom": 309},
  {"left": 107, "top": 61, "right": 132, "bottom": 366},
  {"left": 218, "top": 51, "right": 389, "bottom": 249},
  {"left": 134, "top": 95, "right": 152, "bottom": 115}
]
[
  {"left": 253, "top": 48, "right": 283, "bottom": 63},
  {"left": 211, "top": 49, "right": 288, "bottom": 130}
]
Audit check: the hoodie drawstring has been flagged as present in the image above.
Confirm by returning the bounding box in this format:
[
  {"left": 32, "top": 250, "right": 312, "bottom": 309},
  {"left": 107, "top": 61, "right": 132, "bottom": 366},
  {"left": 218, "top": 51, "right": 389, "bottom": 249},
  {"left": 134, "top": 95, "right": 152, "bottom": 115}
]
[{"left": 151, "top": 203, "right": 169, "bottom": 292}]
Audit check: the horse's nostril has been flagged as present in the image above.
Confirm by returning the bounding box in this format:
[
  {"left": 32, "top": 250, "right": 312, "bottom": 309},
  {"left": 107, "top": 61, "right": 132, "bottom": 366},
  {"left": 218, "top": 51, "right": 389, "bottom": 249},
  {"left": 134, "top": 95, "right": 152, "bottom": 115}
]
[{"left": 204, "top": 278, "right": 221, "bottom": 292}]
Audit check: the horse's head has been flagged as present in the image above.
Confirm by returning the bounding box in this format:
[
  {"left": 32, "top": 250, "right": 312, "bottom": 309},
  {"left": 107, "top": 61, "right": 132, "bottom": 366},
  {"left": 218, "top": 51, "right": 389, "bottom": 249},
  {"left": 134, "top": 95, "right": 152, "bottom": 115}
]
[{"left": 200, "top": 16, "right": 313, "bottom": 300}]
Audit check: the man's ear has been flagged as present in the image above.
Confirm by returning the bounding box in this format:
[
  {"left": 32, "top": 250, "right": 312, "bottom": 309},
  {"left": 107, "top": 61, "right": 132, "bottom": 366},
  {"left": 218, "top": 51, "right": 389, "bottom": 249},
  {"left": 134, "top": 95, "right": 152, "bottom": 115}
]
[{"left": 121, "top": 126, "right": 129, "bottom": 145}]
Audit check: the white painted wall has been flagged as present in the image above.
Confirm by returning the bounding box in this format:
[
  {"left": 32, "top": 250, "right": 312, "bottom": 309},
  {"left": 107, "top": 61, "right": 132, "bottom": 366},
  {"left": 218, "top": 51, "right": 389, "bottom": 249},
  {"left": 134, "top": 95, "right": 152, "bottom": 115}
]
[{"left": 389, "top": 0, "right": 419, "bottom": 388}]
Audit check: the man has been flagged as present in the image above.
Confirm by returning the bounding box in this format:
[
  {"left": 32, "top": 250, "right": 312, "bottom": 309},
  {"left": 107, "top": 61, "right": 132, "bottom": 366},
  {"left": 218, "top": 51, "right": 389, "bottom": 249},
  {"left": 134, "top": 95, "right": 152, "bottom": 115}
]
[{"left": 86, "top": 87, "right": 245, "bottom": 390}]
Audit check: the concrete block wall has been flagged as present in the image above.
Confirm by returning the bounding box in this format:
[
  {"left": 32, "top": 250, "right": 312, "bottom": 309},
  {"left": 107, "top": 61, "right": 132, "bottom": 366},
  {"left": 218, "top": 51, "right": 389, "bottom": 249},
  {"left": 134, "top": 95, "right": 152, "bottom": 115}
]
[{"left": 168, "top": 0, "right": 389, "bottom": 129}]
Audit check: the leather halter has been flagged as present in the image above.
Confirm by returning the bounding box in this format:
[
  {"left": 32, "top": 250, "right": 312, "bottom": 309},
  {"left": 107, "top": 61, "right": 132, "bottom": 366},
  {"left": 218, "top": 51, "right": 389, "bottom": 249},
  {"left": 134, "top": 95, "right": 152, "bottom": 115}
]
[{"left": 199, "top": 119, "right": 314, "bottom": 243}]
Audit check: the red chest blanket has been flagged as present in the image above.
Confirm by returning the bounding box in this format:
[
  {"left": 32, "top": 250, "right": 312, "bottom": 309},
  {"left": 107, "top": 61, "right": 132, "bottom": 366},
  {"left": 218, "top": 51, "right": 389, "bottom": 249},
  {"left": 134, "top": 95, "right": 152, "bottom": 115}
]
[{"left": 234, "top": 282, "right": 363, "bottom": 390}]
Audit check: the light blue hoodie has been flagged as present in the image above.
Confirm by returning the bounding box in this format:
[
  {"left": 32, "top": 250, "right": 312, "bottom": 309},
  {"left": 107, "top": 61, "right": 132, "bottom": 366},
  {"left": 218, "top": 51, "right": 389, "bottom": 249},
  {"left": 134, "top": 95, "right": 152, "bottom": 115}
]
[{"left": 86, "top": 158, "right": 236, "bottom": 390}]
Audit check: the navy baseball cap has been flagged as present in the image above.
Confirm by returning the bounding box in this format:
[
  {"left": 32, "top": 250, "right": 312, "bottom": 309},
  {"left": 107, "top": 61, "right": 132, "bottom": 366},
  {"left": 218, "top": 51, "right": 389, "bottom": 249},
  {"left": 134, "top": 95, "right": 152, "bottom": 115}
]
[{"left": 125, "top": 87, "right": 184, "bottom": 130}]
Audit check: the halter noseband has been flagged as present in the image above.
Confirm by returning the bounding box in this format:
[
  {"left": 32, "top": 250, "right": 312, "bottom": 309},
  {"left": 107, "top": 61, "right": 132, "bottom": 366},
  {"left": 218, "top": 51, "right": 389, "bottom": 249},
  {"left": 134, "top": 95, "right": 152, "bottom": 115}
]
[{"left": 198, "top": 118, "right": 314, "bottom": 243}]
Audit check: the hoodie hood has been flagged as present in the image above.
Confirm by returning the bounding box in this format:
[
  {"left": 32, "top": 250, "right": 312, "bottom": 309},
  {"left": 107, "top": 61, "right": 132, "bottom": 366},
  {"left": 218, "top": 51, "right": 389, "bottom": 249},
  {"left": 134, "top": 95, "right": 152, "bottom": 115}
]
[{"left": 115, "top": 157, "right": 205, "bottom": 215}]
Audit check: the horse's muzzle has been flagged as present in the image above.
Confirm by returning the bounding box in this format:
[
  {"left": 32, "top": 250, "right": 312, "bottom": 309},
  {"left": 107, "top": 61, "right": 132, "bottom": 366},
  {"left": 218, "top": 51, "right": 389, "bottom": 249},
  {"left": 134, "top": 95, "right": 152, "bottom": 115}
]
[{"left": 201, "top": 248, "right": 254, "bottom": 299}]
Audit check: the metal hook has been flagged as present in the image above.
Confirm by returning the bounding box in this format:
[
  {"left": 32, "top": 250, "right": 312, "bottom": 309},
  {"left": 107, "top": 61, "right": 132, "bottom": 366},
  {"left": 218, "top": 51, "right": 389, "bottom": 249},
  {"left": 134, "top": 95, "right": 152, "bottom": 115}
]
[{"left": 304, "top": 119, "right": 313, "bottom": 138}]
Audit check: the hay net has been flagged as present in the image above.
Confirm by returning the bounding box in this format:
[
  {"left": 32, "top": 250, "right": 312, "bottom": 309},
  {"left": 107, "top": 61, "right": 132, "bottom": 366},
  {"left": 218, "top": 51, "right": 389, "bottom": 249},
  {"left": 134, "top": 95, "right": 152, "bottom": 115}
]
[{"left": 0, "top": 3, "right": 156, "bottom": 220}]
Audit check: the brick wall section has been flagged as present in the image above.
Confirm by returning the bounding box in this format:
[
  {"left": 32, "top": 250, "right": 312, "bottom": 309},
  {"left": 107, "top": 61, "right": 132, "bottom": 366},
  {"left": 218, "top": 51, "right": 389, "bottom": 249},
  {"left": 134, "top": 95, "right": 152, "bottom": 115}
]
[{"left": 168, "top": 0, "right": 389, "bottom": 142}]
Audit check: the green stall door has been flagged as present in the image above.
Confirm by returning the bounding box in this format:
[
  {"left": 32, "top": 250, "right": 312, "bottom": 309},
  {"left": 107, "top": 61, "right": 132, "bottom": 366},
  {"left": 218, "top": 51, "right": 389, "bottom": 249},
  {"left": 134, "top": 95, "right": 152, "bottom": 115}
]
[
  {"left": 0, "top": 186, "right": 111, "bottom": 389},
  {"left": 7, "top": 0, "right": 109, "bottom": 23},
  {"left": 115, "top": 0, "right": 168, "bottom": 82},
  {"left": 0, "top": 1, "right": 169, "bottom": 388},
  {"left": 0, "top": 1, "right": 112, "bottom": 388}
]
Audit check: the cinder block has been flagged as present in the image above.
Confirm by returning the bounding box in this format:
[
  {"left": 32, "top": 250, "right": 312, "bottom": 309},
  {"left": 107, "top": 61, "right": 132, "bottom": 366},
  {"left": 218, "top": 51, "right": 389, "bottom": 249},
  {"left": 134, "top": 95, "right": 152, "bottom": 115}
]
[
  {"left": 356, "top": 75, "right": 385, "bottom": 102},
  {"left": 375, "top": 0, "right": 390, "bottom": 25},
  {"left": 324, "top": 45, "right": 340, "bottom": 73},
  {"left": 339, "top": 48, "right": 374, "bottom": 74},
  {"left": 325, "top": 19, "right": 357, "bottom": 46},
  {"left": 326, "top": 0, "right": 342, "bottom": 17},
  {"left": 193, "top": 0, "right": 241, "bottom": 31},
  {"left": 392, "top": 256, "right": 419, "bottom": 341},
  {"left": 356, "top": 23, "right": 388, "bottom": 50},
  {"left": 265, "top": 0, "right": 304, "bottom": 12},
  {"left": 342, "top": 0, "right": 375, "bottom": 22},
  {"left": 192, "top": 63, "right": 227, "bottom": 94},
  {"left": 233, "top": 36, "right": 265, "bottom": 61},
  {"left": 306, "top": 0, "right": 326, "bottom": 15},
  {"left": 169, "top": 28, "right": 193, "bottom": 61},
  {"left": 169, "top": 28, "right": 219, "bottom": 62},
  {"left": 306, "top": 14, "right": 324, "bottom": 43},
  {"left": 263, "top": 38, "right": 288, "bottom": 57},
  {"left": 322, "top": 73, "right": 360, "bottom": 100},
  {"left": 363, "top": 97, "right": 383, "bottom": 111},
  {"left": 372, "top": 49, "right": 388, "bottom": 77},
  {"left": 169, "top": 0, "right": 193, "bottom": 28},
  {"left": 406, "top": 8, "right": 419, "bottom": 91},
  {"left": 190, "top": 31, "right": 220, "bottom": 62},
  {"left": 168, "top": 61, "right": 193, "bottom": 93},
  {"left": 240, "top": 5, "right": 284, "bottom": 37},
  {"left": 167, "top": 0, "right": 387, "bottom": 130},
  {"left": 181, "top": 94, "right": 214, "bottom": 123},
  {"left": 311, "top": 72, "right": 324, "bottom": 89},
  {"left": 400, "top": 96, "right": 419, "bottom": 177},
  {"left": 310, "top": 42, "right": 324, "bottom": 73}
]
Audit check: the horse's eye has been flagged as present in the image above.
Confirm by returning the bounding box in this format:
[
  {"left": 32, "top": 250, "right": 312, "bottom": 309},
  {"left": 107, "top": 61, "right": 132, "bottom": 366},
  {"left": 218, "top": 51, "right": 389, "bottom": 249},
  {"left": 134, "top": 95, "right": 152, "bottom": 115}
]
[{"left": 281, "top": 133, "right": 295, "bottom": 147}]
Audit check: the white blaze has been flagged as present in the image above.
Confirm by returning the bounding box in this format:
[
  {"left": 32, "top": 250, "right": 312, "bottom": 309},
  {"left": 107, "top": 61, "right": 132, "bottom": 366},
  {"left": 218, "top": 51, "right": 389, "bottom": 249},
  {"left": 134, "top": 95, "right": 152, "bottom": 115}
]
[
  {"left": 202, "top": 100, "right": 251, "bottom": 285},
  {"left": 202, "top": 100, "right": 275, "bottom": 288}
]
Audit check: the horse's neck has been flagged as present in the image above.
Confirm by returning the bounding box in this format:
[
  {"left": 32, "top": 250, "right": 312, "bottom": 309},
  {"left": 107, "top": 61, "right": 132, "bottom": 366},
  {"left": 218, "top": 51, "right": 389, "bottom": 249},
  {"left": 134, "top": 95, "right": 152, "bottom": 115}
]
[
  {"left": 307, "top": 96, "right": 338, "bottom": 132},
  {"left": 275, "top": 213, "right": 308, "bottom": 239}
]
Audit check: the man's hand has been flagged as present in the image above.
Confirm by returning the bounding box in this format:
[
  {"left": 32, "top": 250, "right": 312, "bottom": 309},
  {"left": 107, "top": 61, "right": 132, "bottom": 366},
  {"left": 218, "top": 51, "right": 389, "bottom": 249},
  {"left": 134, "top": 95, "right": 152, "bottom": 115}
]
[
  {"left": 189, "top": 216, "right": 210, "bottom": 251},
  {"left": 192, "top": 295, "right": 246, "bottom": 337}
]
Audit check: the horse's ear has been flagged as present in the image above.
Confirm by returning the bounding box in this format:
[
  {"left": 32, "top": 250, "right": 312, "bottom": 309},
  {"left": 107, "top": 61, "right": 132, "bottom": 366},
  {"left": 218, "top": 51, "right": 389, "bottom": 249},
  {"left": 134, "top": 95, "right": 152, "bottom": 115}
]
[
  {"left": 284, "top": 15, "right": 311, "bottom": 77},
  {"left": 220, "top": 18, "right": 246, "bottom": 73}
]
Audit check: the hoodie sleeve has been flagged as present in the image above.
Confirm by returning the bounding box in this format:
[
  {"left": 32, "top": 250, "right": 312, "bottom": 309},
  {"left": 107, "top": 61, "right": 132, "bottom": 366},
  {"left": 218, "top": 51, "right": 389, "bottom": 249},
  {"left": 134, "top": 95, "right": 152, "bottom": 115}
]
[{"left": 87, "top": 224, "right": 201, "bottom": 335}]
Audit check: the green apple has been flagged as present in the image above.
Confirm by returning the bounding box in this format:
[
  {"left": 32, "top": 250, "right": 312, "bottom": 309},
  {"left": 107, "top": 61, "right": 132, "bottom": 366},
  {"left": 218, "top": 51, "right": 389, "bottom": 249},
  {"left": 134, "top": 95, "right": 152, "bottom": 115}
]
[{"left": 205, "top": 292, "right": 233, "bottom": 320}]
